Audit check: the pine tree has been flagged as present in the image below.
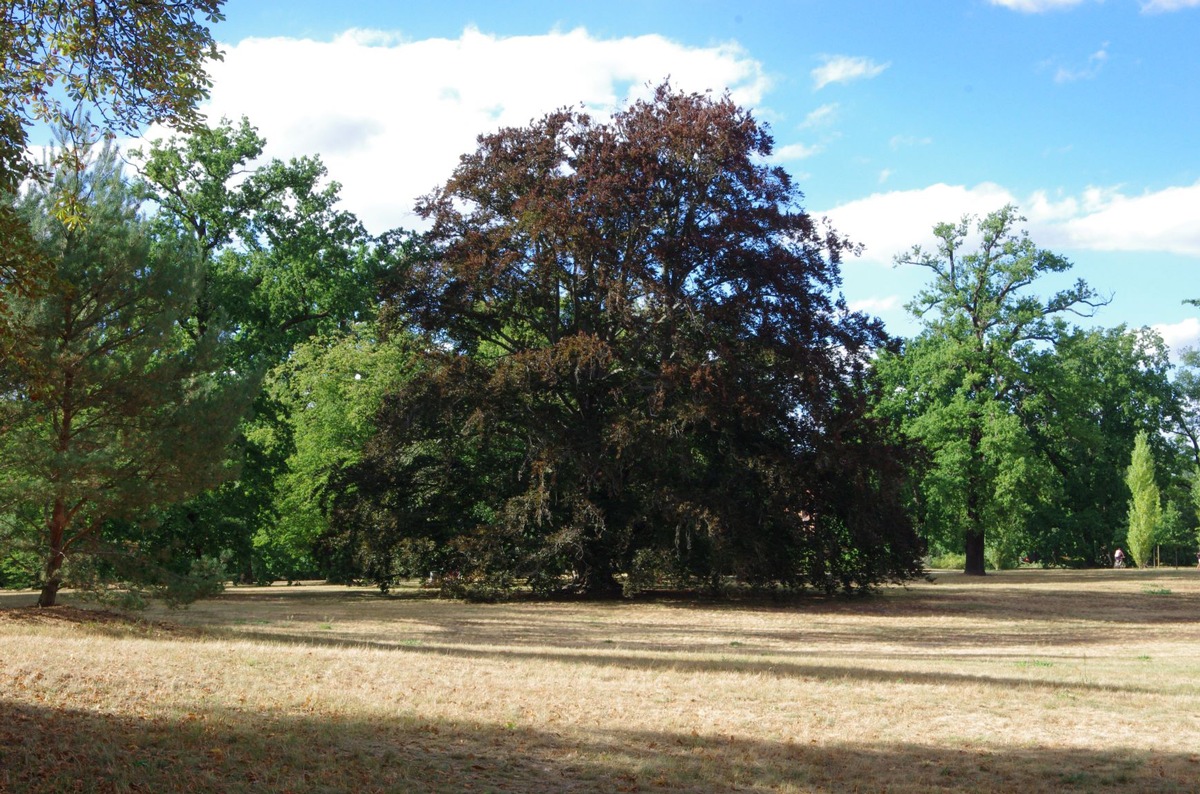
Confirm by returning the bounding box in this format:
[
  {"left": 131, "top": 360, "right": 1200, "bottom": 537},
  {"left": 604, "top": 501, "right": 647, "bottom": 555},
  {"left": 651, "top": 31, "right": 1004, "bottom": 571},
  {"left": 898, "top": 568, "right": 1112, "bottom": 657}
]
[
  {"left": 1125, "top": 431, "right": 1161, "bottom": 569},
  {"left": 0, "top": 139, "right": 254, "bottom": 606}
]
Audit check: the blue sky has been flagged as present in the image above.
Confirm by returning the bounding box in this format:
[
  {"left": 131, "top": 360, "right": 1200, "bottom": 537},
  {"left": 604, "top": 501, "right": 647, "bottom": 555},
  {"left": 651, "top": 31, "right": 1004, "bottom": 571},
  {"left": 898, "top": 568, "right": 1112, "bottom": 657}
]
[{"left": 150, "top": 0, "right": 1200, "bottom": 348}]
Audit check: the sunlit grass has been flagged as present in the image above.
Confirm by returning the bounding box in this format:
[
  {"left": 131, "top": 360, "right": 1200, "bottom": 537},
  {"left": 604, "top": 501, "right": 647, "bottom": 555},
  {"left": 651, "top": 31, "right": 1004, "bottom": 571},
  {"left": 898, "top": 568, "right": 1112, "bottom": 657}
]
[{"left": 3, "top": 568, "right": 1200, "bottom": 792}]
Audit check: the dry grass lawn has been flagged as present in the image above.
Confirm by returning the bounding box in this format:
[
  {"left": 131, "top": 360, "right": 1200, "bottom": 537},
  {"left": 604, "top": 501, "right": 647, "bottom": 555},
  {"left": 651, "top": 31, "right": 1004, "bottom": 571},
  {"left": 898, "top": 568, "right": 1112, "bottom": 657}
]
[{"left": 3, "top": 568, "right": 1200, "bottom": 792}]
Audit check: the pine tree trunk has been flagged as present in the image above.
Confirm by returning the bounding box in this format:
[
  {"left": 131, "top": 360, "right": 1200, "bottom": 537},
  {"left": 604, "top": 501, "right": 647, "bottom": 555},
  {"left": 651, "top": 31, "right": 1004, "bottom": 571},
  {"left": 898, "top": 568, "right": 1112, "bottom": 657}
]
[
  {"left": 38, "top": 498, "right": 69, "bottom": 607},
  {"left": 37, "top": 576, "right": 62, "bottom": 608}
]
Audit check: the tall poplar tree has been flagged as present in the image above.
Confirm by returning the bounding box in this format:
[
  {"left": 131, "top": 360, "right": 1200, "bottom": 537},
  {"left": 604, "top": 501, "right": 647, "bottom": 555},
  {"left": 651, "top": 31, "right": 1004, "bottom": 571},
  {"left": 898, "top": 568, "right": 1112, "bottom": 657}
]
[{"left": 1125, "top": 431, "right": 1161, "bottom": 568}]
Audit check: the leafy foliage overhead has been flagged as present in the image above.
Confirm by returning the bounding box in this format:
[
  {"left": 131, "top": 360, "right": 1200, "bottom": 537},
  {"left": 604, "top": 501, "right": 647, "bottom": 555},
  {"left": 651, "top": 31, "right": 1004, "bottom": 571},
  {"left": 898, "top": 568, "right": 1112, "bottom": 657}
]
[
  {"left": 330, "top": 84, "right": 924, "bottom": 596},
  {"left": 1, "top": 0, "right": 224, "bottom": 189}
]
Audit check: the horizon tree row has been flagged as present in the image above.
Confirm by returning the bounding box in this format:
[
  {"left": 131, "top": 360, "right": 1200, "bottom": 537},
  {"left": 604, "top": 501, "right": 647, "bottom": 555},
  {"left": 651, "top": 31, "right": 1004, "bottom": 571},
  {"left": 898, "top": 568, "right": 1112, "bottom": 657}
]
[{"left": 6, "top": 83, "right": 1200, "bottom": 602}]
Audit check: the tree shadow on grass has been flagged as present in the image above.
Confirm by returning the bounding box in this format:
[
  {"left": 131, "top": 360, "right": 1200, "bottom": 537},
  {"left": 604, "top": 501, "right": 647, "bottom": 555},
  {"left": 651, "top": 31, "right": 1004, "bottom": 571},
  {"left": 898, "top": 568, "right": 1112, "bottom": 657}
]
[
  {"left": 203, "top": 627, "right": 1164, "bottom": 698},
  {"left": 652, "top": 569, "right": 1200, "bottom": 622},
  {"left": 2, "top": 592, "right": 1183, "bottom": 668},
  {"left": 1, "top": 698, "right": 1193, "bottom": 793},
  {"left": 212, "top": 570, "right": 1200, "bottom": 629},
  {"left": 6, "top": 568, "right": 1199, "bottom": 628},
  {"left": 0, "top": 606, "right": 1160, "bottom": 697},
  {"left": 0, "top": 608, "right": 1121, "bottom": 679}
]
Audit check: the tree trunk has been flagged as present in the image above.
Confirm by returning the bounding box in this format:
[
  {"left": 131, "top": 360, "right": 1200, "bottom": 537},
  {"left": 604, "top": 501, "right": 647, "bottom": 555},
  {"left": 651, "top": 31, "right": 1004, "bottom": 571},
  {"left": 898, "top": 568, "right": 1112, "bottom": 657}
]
[
  {"left": 574, "top": 542, "right": 622, "bottom": 598},
  {"left": 964, "top": 419, "right": 986, "bottom": 576},
  {"left": 38, "top": 497, "right": 69, "bottom": 607},
  {"left": 574, "top": 567, "right": 622, "bottom": 598},
  {"left": 37, "top": 575, "right": 62, "bottom": 608},
  {"left": 963, "top": 529, "right": 986, "bottom": 576}
]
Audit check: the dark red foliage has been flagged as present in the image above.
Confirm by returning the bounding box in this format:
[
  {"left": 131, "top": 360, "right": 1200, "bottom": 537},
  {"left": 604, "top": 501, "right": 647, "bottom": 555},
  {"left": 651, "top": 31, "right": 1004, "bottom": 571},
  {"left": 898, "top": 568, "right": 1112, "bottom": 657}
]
[{"left": 329, "top": 84, "right": 923, "bottom": 595}]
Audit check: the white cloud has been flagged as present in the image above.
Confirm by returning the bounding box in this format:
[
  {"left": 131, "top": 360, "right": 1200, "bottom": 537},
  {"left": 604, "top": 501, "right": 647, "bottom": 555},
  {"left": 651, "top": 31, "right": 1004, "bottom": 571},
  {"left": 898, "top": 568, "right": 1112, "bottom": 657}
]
[
  {"left": 820, "top": 180, "right": 1200, "bottom": 265},
  {"left": 770, "top": 142, "right": 820, "bottom": 162},
  {"left": 849, "top": 295, "right": 902, "bottom": 314},
  {"left": 1152, "top": 317, "right": 1200, "bottom": 356},
  {"left": 811, "top": 56, "right": 890, "bottom": 91},
  {"left": 988, "top": 0, "right": 1087, "bottom": 11},
  {"left": 176, "top": 27, "right": 769, "bottom": 233},
  {"left": 1054, "top": 44, "right": 1109, "bottom": 83},
  {"left": 1045, "top": 181, "right": 1200, "bottom": 256},
  {"left": 821, "top": 183, "right": 1017, "bottom": 265},
  {"left": 878, "top": 169, "right": 892, "bottom": 184},
  {"left": 1140, "top": 0, "right": 1200, "bottom": 12},
  {"left": 800, "top": 103, "right": 838, "bottom": 128}
]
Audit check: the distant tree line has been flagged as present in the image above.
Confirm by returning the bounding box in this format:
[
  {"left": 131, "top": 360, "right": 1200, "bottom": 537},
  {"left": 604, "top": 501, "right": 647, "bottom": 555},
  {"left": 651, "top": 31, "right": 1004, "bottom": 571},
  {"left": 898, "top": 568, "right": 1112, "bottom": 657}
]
[{"left": 5, "top": 2, "right": 1200, "bottom": 604}]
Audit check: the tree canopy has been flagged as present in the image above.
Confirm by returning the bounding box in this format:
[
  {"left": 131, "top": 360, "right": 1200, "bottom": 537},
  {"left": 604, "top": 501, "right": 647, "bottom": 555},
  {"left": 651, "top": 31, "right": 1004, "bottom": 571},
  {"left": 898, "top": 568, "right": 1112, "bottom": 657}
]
[
  {"left": 1, "top": 0, "right": 224, "bottom": 189},
  {"left": 123, "top": 117, "right": 396, "bottom": 583},
  {"left": 5, "top": 58, "right": 1196, "bottom": 602},
  {"left": 328, "top": 84, "right": 924, "bottom": 597},
  {"left": 0, "top": 141, "right": 252, "bottom": 606},
  {"left": 879, "top": 206, "right": 1108, "bottom": 574},
  {"left": 2, "top": 0, "right": 226, "bottom": 413}
]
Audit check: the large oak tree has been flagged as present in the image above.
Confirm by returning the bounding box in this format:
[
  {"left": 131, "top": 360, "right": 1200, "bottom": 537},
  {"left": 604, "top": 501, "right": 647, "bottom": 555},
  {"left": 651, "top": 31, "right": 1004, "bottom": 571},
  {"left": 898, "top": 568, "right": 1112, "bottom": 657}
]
[
  {"left": 123, "top": 117, "right": 389, "bottom": 582},
  {"left": 880, "top": 207, "right": 1107, "bottom": 574}
]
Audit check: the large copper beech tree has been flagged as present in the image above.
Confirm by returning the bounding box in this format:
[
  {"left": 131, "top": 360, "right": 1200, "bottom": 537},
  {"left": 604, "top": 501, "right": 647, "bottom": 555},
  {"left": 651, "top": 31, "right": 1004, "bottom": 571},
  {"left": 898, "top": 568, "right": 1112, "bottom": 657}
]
[{"left": 329, "top": 85, "right": 924, "bottom": 596}]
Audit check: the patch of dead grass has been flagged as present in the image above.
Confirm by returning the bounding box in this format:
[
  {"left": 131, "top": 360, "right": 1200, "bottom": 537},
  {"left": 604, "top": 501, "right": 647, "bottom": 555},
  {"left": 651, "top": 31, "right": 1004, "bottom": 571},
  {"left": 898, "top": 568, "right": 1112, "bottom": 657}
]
[{"left": 3, "top": 568, "right": 1200, "bottom": 792}]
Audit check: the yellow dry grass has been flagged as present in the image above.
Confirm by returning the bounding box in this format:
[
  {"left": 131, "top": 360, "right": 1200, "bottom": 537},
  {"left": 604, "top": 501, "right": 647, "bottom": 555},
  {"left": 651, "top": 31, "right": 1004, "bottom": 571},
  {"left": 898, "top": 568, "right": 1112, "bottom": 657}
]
[{"left": 2, "top": 568, "right": 1200, "bottom": 792}]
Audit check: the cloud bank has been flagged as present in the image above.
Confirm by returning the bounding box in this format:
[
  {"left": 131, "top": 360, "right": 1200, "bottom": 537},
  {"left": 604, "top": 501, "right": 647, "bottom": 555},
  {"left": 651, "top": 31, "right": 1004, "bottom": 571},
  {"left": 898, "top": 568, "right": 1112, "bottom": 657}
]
[
  {"left": 822, "top": 181, "right": 1200, "bottom": 265},
  {"left": 183, "top": 27, "right": 769, "bottom": 233}
]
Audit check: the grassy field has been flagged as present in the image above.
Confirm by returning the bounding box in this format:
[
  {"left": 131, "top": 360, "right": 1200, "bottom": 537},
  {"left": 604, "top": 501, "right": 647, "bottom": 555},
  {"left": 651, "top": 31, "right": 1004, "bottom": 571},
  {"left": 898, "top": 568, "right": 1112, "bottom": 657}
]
[{"left": 3, "top": 568, "right": 1200, "bottom": 793}]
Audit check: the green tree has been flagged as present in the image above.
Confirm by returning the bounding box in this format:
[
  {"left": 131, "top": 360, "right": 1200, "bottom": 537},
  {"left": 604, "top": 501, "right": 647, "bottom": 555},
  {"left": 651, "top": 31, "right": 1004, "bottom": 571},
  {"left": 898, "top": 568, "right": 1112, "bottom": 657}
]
[
  {"left": 122, "top": 119, "right": 389, "bottom": 582},
  {"left": 2, "top": 2, "right": 227, "bottom": 509},
  {"left": 0, "top": 141, "right": 252, "bottom": 606},
  {"left": 331, "top": 84, "right": 924, "bottom": 596},
  {"left": 130, "top": 117, "right": 376, "bottom": 367},
  {"left": 1015, "top": 326, "right": 1175, "bottom": 565},
  {"left": 260, "top": 323, "right": 419, "bottom": 578},
  {"left": 1169, "top": 348, "right": 1200, "bottom": 470},
  {"left": 1191, "top": 473, "right": 1200, "bottom": 561},
  {"left": 1, "top": 0, "right": 223, "bottom": 188},
  {"left": 1125, "top": 431, "right": 1161, "bottom": 568},
  {"left": 882, "top": 206, "right": 1106, "bottom": 574},
  {"left": 1155, "top": 499, "right": 1193, "bottom": 567}
]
